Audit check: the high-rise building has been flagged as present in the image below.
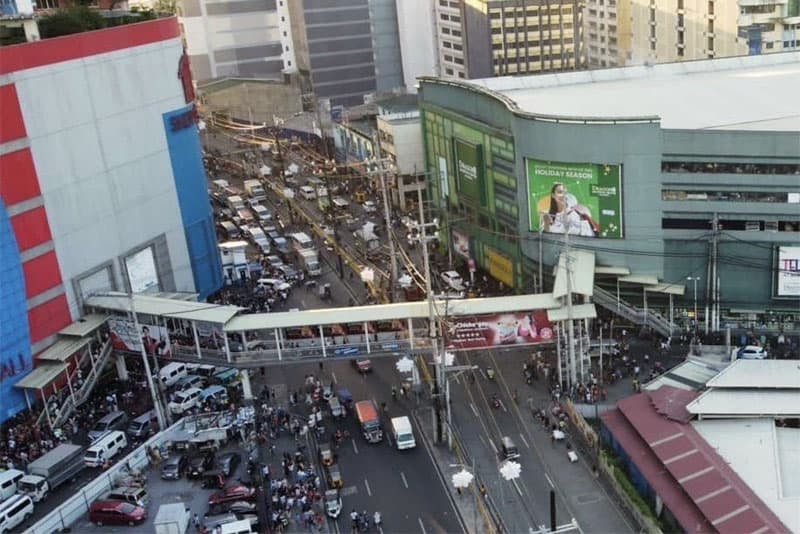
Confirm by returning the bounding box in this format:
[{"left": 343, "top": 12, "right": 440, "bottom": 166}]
[
  {"left": 584, "top": 0, "right": 800, "bottom": 69},
  {"left": 432, "top": 0, "right": 583, "bottom": 80},
  {"left": 179, "top": 0, "right": 296, "bottom": 81},
  {"left": 395, "top": 0, "right": 440, "bottom": 91},
  {"left": 289, "top": 0, "right": 405, "bottom": 107}
]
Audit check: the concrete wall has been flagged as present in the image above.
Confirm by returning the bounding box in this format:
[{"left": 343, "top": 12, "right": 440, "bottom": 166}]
[
  {"left": 200, "top": 76, "right": 303, "bottom": 124},
  {"left": 396, "top": 0, "right": 438, "bottom": 91},
  {"left": 14, "top": 38, "right": 196, "bottom": 318},
  {"left": 378, "top": 114, "right": 424, "bottom": 176}
]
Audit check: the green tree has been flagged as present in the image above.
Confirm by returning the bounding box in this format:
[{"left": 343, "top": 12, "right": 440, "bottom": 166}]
[
  {"left": 38, "top": 6, "right": 106, "bottom": 39},
  {"left": 151, "top": 0, "right": 177, "bottom": 15}
]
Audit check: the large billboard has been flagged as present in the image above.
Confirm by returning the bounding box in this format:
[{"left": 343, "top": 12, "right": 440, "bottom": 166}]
[
  {"left": 455, "top": 140, "right": 483, "bottom": 201},
  {"left": 527, "top": 159, "right": 623, "bottom": 238},
  {"left": 108, "top": 318, "right": 172, "bottom": 357},
  {"left": 445, "top": 310, "right": 554, "bottom": 349},
  {"left": 776, "top": 246, "right": 800, "bottom": 297}
]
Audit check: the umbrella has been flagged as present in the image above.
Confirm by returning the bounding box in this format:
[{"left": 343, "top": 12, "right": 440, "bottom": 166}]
[
  {"left": 452, "top": 469, "right": 474, "bottom": 489},
  {"left": 499, "top": 460, "right": 521, "bottom": 481},
  {"left": 396, "top": 356, "right": 415, "bottom": 374}
]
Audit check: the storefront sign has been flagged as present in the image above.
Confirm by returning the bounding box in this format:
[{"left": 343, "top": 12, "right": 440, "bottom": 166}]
[
  {"left": 445, "top": 310, "right": 554, "bottom": 349},
  {"left": 486, "top": 248, "right": 514, "bottom": 287},
  {"left": 452, "top": 229, "right": 470, "bottom": 259},
  {"left": 777, "top": 246, "right": 800, "bottom": 296},
  {"left": 454, "top": 140, "right": 483, "bottom": 200}
]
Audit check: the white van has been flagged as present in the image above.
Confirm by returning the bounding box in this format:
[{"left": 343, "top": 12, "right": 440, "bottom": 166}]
[
  {"left": 390, "top": 416, "right": 416, "bottom": 450},
  {"left": 0, "top": 469, "right": 24, "bottom": 502},
  {"left": 159, "top": 362, "right": 188, "bottom": 388},
  {"left": 84, "top": 431, "right": 128, "bottom": 467},
  {"left": 299, "top": 186, "right": 316, "bottom": 200},
  {"left": 169, "top": 387, "right": 202, "bottom": 415},
  {"left": 332, "top": 197, "right": 349, "bottom": 209},
  {"left": 220, "top": 518, "right": 254, "bottom": 534},
  {"left": 0, "top": 494, "right": 33, "bottom": 533}
]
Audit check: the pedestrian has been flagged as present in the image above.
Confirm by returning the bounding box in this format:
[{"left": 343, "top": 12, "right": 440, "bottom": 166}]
[{"left": 193, "top": 512, "right": 201, "bottom": 532}]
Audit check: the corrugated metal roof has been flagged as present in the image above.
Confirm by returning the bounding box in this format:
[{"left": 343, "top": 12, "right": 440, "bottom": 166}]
[
  {"left": 58, "top": 313, "right": 107, "bottom": 337},
  {"left": 644, "top": 358, "right": 722, "bottom": 392},
  {"left": 706, "top": 360, "right": 800, "bottom": 389},
  {"left": 687, "top": 390, "right": 800, "bottom": 417},
  {"left": 85, "top": 292, "right": 241, "bottom": 324},
  {"left": 15, "top": 363, "right": 67, "bottom": 390},
  {"left": 37, "top": 337, "right": 92, "bottom": 362},
  {"left": 614, "top": 388, "right": 788, "bottom": 533}
]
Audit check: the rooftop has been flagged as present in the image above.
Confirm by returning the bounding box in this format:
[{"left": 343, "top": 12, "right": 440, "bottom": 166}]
[
  {"left": 460, "top": 52, "right": 800, "bottom": 131},
  {"left": 705, "top": 359, "right": 800, "bottom": 389},
  {"left": 694, "top": 419, "right": 800, "bottom": 533}
]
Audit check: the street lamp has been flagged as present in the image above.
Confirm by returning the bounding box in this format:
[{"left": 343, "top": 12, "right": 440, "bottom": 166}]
[{"left": 687, "top": 276, "right": 700, "bottom": 330}]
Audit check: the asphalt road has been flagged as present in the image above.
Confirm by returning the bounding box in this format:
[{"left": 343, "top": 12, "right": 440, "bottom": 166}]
[
  {"left": 444, "top": 347, "right": 637, "bottom": 534},
  {"left": 252, "top": 358, "right": 464, "bottom": 534}
]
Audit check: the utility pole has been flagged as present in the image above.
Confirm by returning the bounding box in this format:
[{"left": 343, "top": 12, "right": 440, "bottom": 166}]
[
  {"left": 712, "top": 213, "right": 720, "bottom": 333},
  {"left": 410, "top": 186, "right": 444, "bottom": 442},
  {"left": 372, "top": 131, "right": 399, "bottom": 302}
]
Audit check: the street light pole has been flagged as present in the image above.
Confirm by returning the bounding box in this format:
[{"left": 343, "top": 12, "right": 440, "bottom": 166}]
[{"left": 687, "top": 276, "right": 700, "bottom": 331}]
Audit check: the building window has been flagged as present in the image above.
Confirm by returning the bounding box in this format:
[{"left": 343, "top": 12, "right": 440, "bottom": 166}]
[
  {"left": 454, "top": 57, "right": 464, "bottom": 65},
  {"left": 452, "top": 30, "right": 461, "bottom": 36},
  {"left": 453, "top": 43, "right": 463, "bottom": 51},
  {"left": 443, "top": 41, "right": 452, "bottom": 48},
  {"left": 451, "top": 15, "right": 460, "bottom": 22},
  {"left": 766, "top": 42, "right": 774, "bottom": 49},
  {"left": 440, "top": 13, "right": 449, "bottom": 20},
  {"left": 444, "top": 54, "right": 453, "bottom": 61},
  {"left": 458, "top": 71, "right": 465, "bottom": 78},
  {"left": 442, "top": 28, "right": 450, "bottom": 34},
  {"left": 446, "top": 68, "right": 454, "bottom": 75}
]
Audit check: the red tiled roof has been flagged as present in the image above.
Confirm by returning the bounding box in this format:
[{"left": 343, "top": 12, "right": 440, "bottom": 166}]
[{"left": 606, "top": 386, "right": 788, "bottom": 534}]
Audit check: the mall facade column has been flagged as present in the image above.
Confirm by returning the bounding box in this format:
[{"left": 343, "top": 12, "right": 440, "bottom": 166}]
[
  {"left": 192, "top": 321, "right": 202, "bottom": 359},
  {"left": 407, "top": 318, "right": 414, "bottom": 349},
  {"left": 223, "top": 331, "right": 232, "bottom": 363},
  {"left": 115, "top": 354, "right": 129, "bottom": 381},
  {"left": 240, "top": 371, "right": 254, "bottom": 401},
  {"left": 274, "top": 329, "right": 283, "bottom": 360},
  {"left": 319, "top": 326, "right": 327, "bottom": 358},
  {"left": 364, "top": 322, "right": 371, "bottom": 353}
]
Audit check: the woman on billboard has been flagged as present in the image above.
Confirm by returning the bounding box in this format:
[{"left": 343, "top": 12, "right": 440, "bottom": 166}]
[{"left": 541, "top": 182, "right": 600, "bottom": 237}]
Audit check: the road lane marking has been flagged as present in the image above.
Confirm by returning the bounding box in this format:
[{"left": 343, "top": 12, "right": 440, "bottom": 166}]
[
  {"left": 400, "top": 471, "right": 409, "bottom": 489},
  {"left": 487, "top": 437, "right": 498, "bottom": 454},
  {"left": 500, "top": 399, "right": 507, "bottom": 413},
  {"left": 545, "top": 473, "right": 555, "bottom": 489},
  {"left": 519, "top": 433, "right": 530, "bottom": 449},
  {"left": 453, "top": 374, "right": 460, "bottom": 385},
  {"left": 418, "top": 517, "right": 427, "bottom": 534},
  {"left": 331, "top": 372, "right": 337, "bottom": 384},
  {"left": 352, "top": 439, "right": 359, "bottom": 455},
  {"left": 512, "top": 479, "right": 523, "bottom": 497},
  {"left": 470, "top": 402, "right": 479, "bottom": 417},
  {"left": 365, "top": 478, "right": 372, "bottom": 497},
  {"left": 333, "top": 520, "right": 341, "bottom": 534}
]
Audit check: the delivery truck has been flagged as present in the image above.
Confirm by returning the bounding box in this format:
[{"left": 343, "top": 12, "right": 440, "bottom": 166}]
[
  {"left": 355, "top": 400, "right": 383, "bottom": 443},
  {"left": 154, "top": 503, "right": 191, "bottom": 534},
  {"left": 390, "top": 416, "right": 416, "bottom": 450},
  {"left": 17, "top": 443, "right": 85, "bottom": 502},
  {"left": 243, "top": 179, "right": 266, "bottom": 202},
  {"left": 297, "top": 249, "right": 322, "bottom": 277}
]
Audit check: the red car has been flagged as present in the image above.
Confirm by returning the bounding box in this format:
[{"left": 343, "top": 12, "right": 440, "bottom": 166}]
[
  {"left": 89, "top": 499, "right": 147, "bottom": 526},
  {"left": 208, "top": 484, "right": 255, "bottom": 505}
]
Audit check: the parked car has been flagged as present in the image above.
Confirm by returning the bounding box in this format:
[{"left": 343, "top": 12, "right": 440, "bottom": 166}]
[
  {"left": 174, "top": 374, "right": 206, "bottom": 392},
  {"left": 215, "top": 452, "right": 241, "bottom": 477},
  {"left": 88, "top": 499, "right": 146, "bottom": 526},
  {"left": 277, "top": 264, "right": 300, "bottom": 281},
  {"left": 188, "top": 452, "right": 215, "bottom": 478},
  {"left": 208, "top": 501, "right": 256, "bottom": 516},
  {"left": 161, "top": 454, "right": 187, "bottom": 480},
  {"left": 440, "top": 270, "right": 465, "bottom": 291},
  {"left": 208, "top": 485, "right": 256, "bottom": 505},
  {"left": 265, "top": 254, "right": 284, "bottom": 268}
]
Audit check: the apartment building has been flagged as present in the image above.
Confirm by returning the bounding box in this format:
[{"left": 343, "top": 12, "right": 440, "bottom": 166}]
[
  {"left": 180, "top": 0, "right": 296, "bottom": 81},
  {"left": 433, "top": 0, "right": 583, "bottom": 79},
  {"left": 585, "top": 0, "right": 800, "bottom": 68}
]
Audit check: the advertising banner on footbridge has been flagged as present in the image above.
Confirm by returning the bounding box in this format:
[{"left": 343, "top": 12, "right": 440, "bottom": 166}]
[{"left": 444, "top": 310, "right": 554, "bottom": 349}]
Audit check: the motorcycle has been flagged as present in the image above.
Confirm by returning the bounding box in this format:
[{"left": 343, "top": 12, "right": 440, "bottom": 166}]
[
  {"left": 491, "top": 395, "right": 501, "bottom": 410},
  {"left": 486, "top": 368, "right": 495, "bottom": 380}
]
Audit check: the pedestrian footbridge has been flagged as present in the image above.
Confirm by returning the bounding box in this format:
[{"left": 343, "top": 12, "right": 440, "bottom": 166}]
[{"left": 84, "top": 291, "right": 598, "bottom": 368}]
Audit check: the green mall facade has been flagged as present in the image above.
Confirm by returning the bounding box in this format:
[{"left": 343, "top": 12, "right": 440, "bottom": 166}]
[{"left": 417, "top": 59, "right": 800, "bottom": 334}]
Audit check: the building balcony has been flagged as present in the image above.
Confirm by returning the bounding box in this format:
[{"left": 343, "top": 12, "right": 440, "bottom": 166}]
[
  {"left": 739, "top": 0, "right": 786, "bottom": 5},
  {"left": 738, "top": 12, "right": 780, "bottom": 26}
]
